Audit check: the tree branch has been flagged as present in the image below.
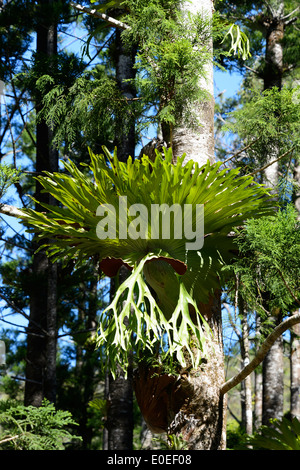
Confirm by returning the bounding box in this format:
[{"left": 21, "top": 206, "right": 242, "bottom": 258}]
[
  {"left": 0, "top": 434, "right": 20, "bottom": 445},
  {"left": 0, "top": 203, "right": 24, "bottom": 218},
  {"left": 220, "top": 311, "right": 300, "bottom": 395},
  {"left": 282, "top": 6, "right": 300, "bottom": 21},
  {"left": 247, "top": 147, "right": 295, "bottom": 177},
  {"left": 220, "top": 137, "right": 261, "bottom": 166},
  {"left": 70, "top": 2, "right": 130, "bottom": 30}
]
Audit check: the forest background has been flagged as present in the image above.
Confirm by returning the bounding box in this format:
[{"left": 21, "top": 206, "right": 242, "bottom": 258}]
[{"left": 0, "top": 0, "right": 299, "bottom": 451}]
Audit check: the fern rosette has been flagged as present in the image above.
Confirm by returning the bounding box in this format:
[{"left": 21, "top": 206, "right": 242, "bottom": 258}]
[{"left": 20, "top": 147, "right": 275, "bottom": 374}]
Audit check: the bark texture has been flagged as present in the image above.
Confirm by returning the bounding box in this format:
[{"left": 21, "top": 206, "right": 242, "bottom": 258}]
[
  {"left": 240, "top": 304, "right": 252, "bottom": 435},
  {"left": 172, "top": 0, "right": 215, "bottom": 167},
  {"left": 106, "top": 270, "right": 134, "bottom": 450},
  {"left": 168, "top": 296, "right": 227, "bottom": 449},
  {"left": 134, "top": 294, "right": 227, "bottom": 449},
  {"left": 262, "top": 323, "right": 284, "bottom": 425},
  {"left": 290, "top": 320, "right": 300, "bottom": 420},
  {"left": 107, "top": 363, "right": 134, "bottom": 449}
]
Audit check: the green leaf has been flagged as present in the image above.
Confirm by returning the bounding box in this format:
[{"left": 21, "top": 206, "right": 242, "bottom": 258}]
[{"left": 248, "top": 417, "right": 300, "bottom": 450}]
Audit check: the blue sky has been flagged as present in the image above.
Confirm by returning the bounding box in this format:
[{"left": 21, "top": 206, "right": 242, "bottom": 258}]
[{"left": 214, "top": 68, "right": 242, "bottom": 99}]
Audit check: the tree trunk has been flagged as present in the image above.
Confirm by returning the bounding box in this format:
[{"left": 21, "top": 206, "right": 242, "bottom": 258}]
[
  {"left": 113, "top": 28, "right": 136, "bottom": 162},
  {"left": 262, "top": 316, "right": 284, "bottom": 425},
  {"left": 290, "top": 319, "right": 300, "bottom": 420},
  {"left": 169, "top": 295, "right": 226, "bottom": 449},
  {"left": 240, "top": 302, "right": 252, "bottom": 435},
  {"left": 75, "top": 275, "right": 99, "bottom": 449},
  {"left": 290, "top": 165, "right": 300, "bottom": 420},
  {"left": 261, "top": 0, "right": 284, "bottom": 425},
  {"left": 106, "top": 267, "right": 134, "bottom": 449},
  {"left": 24, "top": 0, "right": 58, "bottom": 406},
  {"left": 172, "top": 0, "right": 215, "bottom": 167},
  {"left": 263, "top": 1, "right": 284, "bottom": 91},
  {"left": 254, "top": 367, "right": 263, "bottom": 429},
  {"left": 254, "top": 314, "right": 262, "bottom": 429},
  {"left": 106, "top": 28, "right": 136, "bottom": 447}
]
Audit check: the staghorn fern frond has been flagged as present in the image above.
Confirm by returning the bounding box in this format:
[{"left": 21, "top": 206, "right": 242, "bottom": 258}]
[{"left": 20, "top": 147, "right": 276, "bottom": 374}]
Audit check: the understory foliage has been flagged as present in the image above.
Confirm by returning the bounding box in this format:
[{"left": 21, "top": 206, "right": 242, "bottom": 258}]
[
  {"left": 20, "top": 147, "right": 275, "bottom": 376},
  {"left": 0, "top": 399, "right": 81, "bottom": 450}
]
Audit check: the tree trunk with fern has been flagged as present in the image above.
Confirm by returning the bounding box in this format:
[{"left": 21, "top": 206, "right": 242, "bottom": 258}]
[
  {"left": 24, "top": 0, "right": 58, "bottom": 407},
  {"left": 105, "top": 28, "right": 136, "bottom": 450},
  {"left": 149, "top": 0, "right": 227, "bottom": 449}
]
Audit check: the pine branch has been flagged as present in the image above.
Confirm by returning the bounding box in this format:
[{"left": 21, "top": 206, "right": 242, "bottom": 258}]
[
  {"left": 220, "top": 311, "right": 300, "bottom": 395},
  {"left": 70, "top": 2, "right": 130, "bottom": 30}
]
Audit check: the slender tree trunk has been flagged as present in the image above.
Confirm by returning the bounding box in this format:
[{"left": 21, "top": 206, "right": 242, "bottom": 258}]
[
  {"left": 254, "top": 368, "right": 263, "bottom": 429},
  {"left": 24, "top": 0, "right": 58, "bottom": 406},
  {"left": 262, "top": 316, "right": 284, "bottom": 425},
  {"left": 75, "top": 276, "right": 98, "bottom": 449},
  {"left": 240, "top": 301, "right": 252, "bottom": 435},
  {"left": 105, "top": 29, "right": 136, "bottom": 449},
  {"left": 254, "top": 314, "right": 262, "bottom": 429},
  {"left": 290, "top": 165, "right": 300, "bottom": 420},
  {"left": 263, "top": 1, "right": 284, "bottom": 91},
  {"left": 290, "top": 320, "right": 300, "bottom": 420},
  {"left": 165, "top": 1, "right": 227, "bottom": 450},
  {"left": 106, "top": 269, "right": 134, "bottom": 450},
  {"left": 113, "top": 28, "right": 136, "bottom": 162},
  {"left": 261, "top": 0, "right": 284, "bottom": 425},
  {"left": 293, "top": 164, "right": 300, "bottom": 216}
]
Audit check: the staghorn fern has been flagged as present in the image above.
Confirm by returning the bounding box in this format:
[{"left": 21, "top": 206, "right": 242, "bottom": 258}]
[
  {"left": 246, "top": 417, "right": 300, "bottom": 450},
  {"left": 20, "top": 147, "right": 275, "bottom": 375}
]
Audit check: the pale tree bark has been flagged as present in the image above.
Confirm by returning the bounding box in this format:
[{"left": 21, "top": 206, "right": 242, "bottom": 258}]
[
  {"left": 240, "top": 300, "right": 252, "bottom": 435},
  {"left": 172, "top": 0, "right": 215, "bottom": 167},
  {"left": 261, "top": 0, "right": 285, "bottom": 426},
  {"left": 290, "top": 165, "right": 300, "bottom": 420},
  {"left": 254, "top": 314, "right": 263, "bottom": 429},
  {"left": 254, "top": 367, "right": 263, "bottom": 429},
  {"left": 293, "top": 164, "right": 300, "bottom": 216},
  {"left": 262, "top": 326, "right": 284, "bottom": 424},
  {"left": 290, "top": 320, "right": 300, "bottom": 420},
  {"left": 262, "top": 0, "right": 284, "bottom": 187}
]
